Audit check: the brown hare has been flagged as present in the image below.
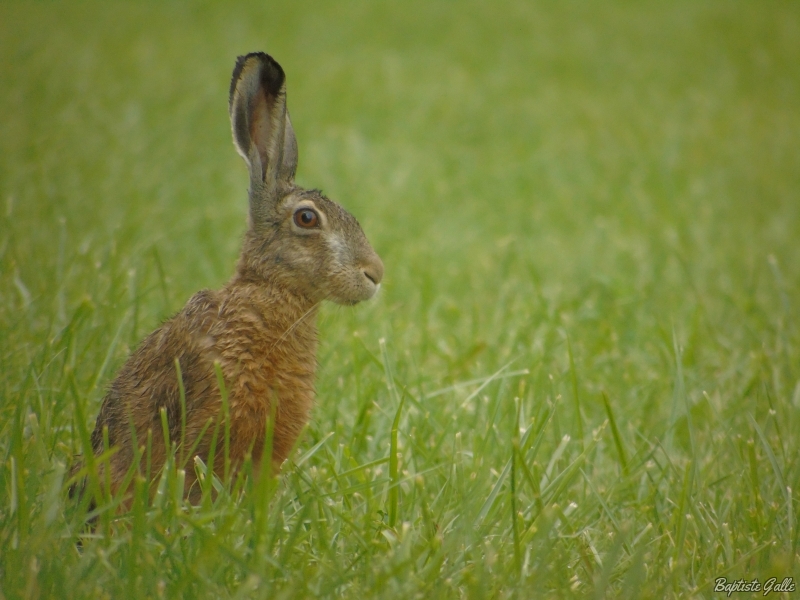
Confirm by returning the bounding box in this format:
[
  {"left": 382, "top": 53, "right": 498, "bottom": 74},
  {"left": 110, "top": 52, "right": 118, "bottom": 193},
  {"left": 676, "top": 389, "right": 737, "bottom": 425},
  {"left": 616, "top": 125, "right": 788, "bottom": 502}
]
[{"left": 73, "top": 52, "right": 383, "bottom": 504}]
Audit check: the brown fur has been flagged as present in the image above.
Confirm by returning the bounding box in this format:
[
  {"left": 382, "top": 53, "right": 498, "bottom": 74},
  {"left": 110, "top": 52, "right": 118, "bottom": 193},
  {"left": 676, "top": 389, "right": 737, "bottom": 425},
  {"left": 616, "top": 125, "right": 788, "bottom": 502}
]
[{"left": 73, "top": 52, "right": 383, "bottom": 503}]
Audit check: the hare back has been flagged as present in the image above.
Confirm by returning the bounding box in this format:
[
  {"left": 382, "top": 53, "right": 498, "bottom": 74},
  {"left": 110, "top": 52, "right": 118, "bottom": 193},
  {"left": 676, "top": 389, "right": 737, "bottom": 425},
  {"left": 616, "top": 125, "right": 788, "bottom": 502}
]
[{"left": 90, "top": 282, "right": 318, "bottom": 493}]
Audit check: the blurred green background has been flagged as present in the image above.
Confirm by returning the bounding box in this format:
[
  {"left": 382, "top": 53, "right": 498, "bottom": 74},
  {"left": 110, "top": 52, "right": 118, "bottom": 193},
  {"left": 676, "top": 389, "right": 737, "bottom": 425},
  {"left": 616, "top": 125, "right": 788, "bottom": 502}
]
[{"left": 1, "top": 1, "right": 799, "bottom": 598}]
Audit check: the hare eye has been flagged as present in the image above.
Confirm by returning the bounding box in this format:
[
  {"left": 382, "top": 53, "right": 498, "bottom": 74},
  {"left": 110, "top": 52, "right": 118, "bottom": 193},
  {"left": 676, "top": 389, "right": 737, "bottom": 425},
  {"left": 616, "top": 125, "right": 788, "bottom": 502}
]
[{"left": 294, "top": 208, "right": 319, "bottom": 229}]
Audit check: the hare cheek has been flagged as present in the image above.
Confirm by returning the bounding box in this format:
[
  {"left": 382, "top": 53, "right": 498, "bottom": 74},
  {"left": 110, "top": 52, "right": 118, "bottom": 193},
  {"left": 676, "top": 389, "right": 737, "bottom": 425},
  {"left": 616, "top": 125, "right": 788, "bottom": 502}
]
[
  {"left": 325, "top": 238, "right": 364, "bottom": 297},
  {"left": 324, "top": 234, "right": 349, "bottom": 265}
]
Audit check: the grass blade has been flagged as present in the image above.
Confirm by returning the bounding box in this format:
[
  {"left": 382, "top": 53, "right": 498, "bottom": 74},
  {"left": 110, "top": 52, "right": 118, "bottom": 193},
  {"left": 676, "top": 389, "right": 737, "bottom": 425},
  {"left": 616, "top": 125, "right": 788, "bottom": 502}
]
[
  {"left": 388, "top": 393, "right": 405, "bottom": 528},
  {"left": 602, "top": 392, "right": 628, "bottom": 476}
]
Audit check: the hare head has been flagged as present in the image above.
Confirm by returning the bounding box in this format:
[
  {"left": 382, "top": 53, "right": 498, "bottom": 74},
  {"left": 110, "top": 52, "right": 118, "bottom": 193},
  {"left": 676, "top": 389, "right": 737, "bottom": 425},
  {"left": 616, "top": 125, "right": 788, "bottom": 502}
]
[{"left": 229, "top": 52, "right": 383, "bottom": 305}]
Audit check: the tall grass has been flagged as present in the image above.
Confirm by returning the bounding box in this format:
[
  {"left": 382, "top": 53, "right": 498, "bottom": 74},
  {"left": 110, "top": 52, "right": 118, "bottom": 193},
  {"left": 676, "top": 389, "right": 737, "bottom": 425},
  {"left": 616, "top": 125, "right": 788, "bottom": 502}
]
[{"left": 1, "top": 0, "right": 799, "bottom": 597}]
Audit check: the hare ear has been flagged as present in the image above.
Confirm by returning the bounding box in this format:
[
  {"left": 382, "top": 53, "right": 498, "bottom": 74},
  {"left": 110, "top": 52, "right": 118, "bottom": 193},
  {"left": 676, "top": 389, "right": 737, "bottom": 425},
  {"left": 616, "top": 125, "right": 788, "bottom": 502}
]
[
  {"left": 281, "top": 112, "right": 298, "bottom": 183},
  {"left": 229, "top": 52, "right": 296, "bottom": 194}
]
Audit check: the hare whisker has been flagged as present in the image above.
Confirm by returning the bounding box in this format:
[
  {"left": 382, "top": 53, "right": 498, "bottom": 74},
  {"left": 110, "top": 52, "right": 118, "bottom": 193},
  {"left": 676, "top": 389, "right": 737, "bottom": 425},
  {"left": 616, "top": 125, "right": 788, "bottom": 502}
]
[{"left": 269, "top": 301, "right": 321, "bottom": 354}]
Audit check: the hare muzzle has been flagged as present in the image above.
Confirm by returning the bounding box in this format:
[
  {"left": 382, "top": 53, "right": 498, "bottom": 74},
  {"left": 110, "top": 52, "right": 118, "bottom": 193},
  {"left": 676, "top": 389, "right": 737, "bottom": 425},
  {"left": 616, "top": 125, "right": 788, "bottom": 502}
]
[{"left": 351, "top": 251, "right": 384, "bottom": 303}]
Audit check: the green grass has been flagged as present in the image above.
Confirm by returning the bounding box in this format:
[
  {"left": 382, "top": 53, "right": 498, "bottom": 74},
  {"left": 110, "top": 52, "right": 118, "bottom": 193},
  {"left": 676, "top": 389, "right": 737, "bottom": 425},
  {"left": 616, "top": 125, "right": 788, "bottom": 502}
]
[{"left": 2, "top": 0, "right": 800, "bottom": 597}]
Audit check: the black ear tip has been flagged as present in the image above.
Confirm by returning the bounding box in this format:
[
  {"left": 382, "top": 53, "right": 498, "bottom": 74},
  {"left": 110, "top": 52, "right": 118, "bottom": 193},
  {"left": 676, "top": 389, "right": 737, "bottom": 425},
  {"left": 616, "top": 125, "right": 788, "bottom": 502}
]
[{"left": 229, "top": 52, "right": 286, "bottom": 106}]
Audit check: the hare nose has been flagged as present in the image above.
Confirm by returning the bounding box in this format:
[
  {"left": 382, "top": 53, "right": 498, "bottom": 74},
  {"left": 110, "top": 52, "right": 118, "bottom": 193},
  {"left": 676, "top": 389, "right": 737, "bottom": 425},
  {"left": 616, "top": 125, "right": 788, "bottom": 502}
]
[{"left": 362, "top": 255, "right": 384, "bottom": 286}]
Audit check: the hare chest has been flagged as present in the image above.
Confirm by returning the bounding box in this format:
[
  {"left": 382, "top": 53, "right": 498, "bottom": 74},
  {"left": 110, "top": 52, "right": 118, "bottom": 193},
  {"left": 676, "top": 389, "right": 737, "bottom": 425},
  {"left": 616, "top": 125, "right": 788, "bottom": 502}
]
[{"left": 200, "top": 287, "right": 319, "bottom": 471}]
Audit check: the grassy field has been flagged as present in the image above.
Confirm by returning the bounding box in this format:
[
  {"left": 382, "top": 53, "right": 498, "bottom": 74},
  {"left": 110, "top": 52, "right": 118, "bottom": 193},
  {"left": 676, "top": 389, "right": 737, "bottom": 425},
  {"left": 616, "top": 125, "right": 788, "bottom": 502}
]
[{"left": 2, "top": 0, "right": 800, "bottom": 597}]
